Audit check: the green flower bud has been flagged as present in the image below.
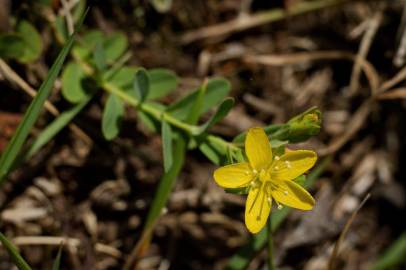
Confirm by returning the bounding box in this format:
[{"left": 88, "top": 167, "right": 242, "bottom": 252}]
[{"left": 287, "top": 107, "right": 321, "bottom": 143}]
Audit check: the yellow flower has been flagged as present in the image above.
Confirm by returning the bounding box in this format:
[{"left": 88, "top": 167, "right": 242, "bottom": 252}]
[{"left": 213, "top": 127, "right": 317, "bottom": 233}]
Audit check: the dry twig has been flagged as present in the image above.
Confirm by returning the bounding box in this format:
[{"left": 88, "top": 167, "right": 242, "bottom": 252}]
[
  {"left": 327, "top": 194, "right": 371, "bottom": 270},
  {"left": 181, "top": 0, "right": 348, "bottom": 44}
]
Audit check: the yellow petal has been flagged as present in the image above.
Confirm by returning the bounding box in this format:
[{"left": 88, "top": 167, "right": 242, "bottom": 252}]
[
  {"left": 245, "top": 182, "right": 271, "bottom": 233},
  {"left": 272, "top": 180, "right": 315, "bottom": 210},
  {"left": 213, "top": 162, "right": 254, "bottom": 189},
  {"left": 271, "top": 150, "right": 317, "bottom": 181},
  {"left": 245, "top": 128, "right": 272, "bottom": 171}
]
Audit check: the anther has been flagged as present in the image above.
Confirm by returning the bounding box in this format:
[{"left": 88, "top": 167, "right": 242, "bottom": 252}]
[
  {"left": 274, "top": 166, "right": 279, "bottom": 170},
  {"left": 275, "top": 156, "right": 280, "bottom": 160},
  {"left": 285, "top": 161, "right": 292, "bottom": 168},
  {"left": 245, "top": 171, "right": 251, "bottom": 175},
  {"left": 277, "top": 205, "right": 283, "bottom": 210},
  {"left": 253, "top": 169, "right": 258, "bottom": 174},
  {"left": 283, "top": 190, "right": 288, "bottom": 195}
]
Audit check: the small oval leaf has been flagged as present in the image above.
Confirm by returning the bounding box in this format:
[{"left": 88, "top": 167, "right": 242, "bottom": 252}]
[
  {"left": 61, "top": 62, "right": 91, "bottom": 103},
  {"left": 102, "top": 94, "right": 125, "bottom": 140},
  {"left": 167, "top": 78, "right": 231, "bottom": 120},
  {"left": 16, "top": 20, "right": 43, "bottom": 63},
  {"left": 147, "top": 68, "right": 178, "bottom": 100}
]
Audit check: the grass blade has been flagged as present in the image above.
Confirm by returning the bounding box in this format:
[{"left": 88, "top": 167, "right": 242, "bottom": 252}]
[
  {"left": 25, "top": 98, "right": 91, "bottom": 159},
  {"left": 0, "top": 8, "right": 88, "bottom": 186},
  {"left": 372, "top": 232, "right": 406, "bottom": 270},
  {"left": 144, "top": 134, "right": 187, "bottom": 228},
  {"left": 0, "top": 232, "right": 32, "bottom": 270},
  {"left": 52, "top": 243, "right": 64, "bottom": 270}
]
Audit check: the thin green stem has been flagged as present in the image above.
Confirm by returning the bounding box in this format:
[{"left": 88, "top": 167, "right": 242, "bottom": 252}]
[
  {"left": 267, "top": 216, "right": 276, "bottom": 270},
  {"left": 74, "top": 50, "right": 241, "bottom": 154}
]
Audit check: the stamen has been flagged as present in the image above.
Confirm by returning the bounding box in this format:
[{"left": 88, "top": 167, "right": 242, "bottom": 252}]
[
  {"left": 274, "top": 200, "right": 283, "bottom": 210},
  {"left": 267, "top": 196, "right": 272, "bottom": 206},
  {"left": 252, "top": 169, "right": 258, "bottom": 174},
  {"left": 245, "top": 171, "right": 251, "bottom": 175},
  {"left": 285, "top": 161, "right": 292, "bottom": 168},
  {"left": 283, "top": 190, "right": 289, "bottom": 195},
  {"left": 274, "top": 156, "right": 280, "bottom": 160},
  {"left": 274, "top": 166, "right": 279, "bottom": 170}
]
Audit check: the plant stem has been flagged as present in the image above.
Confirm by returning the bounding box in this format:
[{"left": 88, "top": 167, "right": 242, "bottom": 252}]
[{"left": 267, "top": 216, "right": 276, "bottom": 270}]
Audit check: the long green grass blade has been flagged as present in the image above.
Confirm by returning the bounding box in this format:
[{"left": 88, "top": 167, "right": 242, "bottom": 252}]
[
  {"left": 0, "top": 232, "right": 32, "bottom": 270},
  {"left": 372, "top": 232, "right": 406, "bottom": 270},
  {"left": 52, "top": 243, "right": 64, "bottom": 270},
  {"left": 144, "top": 134, "right": 187, "bottom": 229},
  {"left": 25, "top": 98, "right": 91, "bottom": 159},
  {"left": 0, "top": 9, "right": 88, "bottom": 186},
  {"left": 225, "top": 156, "right": 332, "bottom": 270}
]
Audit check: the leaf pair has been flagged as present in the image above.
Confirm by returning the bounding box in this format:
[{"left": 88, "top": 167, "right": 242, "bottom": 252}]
[{"left": 0, "top": 20, "right": 42, "bottom": 63}]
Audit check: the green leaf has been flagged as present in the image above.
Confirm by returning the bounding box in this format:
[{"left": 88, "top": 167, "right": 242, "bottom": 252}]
[
  {"left": 0, "top": 10, "right": 88, "bottom": 186},
  {"left": 16, "top": 20, "right": 43, "bottom": 63},
  {"left": 0, "top": 232, "right": 33, "bottom": 270},
  {"left": 138, "top": 111, "right": 160, "bottom": 132},
  {"left": 24, "top": 98, "right": 91, "bottom": 159},
  {"left": 161, "top": 121, "right": 173, "bottom": 172},
  {"left": 104, "top": 32, "right": 128, "bottom": 63},
  {"left": 167, "top": 78, "right": 231, "bottom": 120},
  {"left": 102, "top": 94, "right": 125, "bottom": 140},
  {"left": 199, "top": 142, "right": 222, "bottom": 165},
  {"left": 72, "top": 30, "right": 103, "bottom": 61},
  {"left": 61, "top": 62, "right": 93, "bottom": 103},
  {"left": 225, "top": 157, "right": 332, "bottom": 270},
  {"left": 186, "top": 81, "right": 207, "bottom": 125},
  {"left": 372, "top": 232, "right": 406, "bottom": 270},
  {"left": 81, "top": 30, "right": 104, "bottom": 49},
  {"left": 52, "top": 243, "right": 64, "bottom": 270},
  {"left": 0, "top": 34, "right": 25, "bottom": 59},
  {"left": 144, "top": 134, "right": 187, "bottom": 229},
  {"left": 73, "top": 30, "right": 128, "bottom": 65},
  {"left": 106, "top": 66, "right": 138, "bottom": 90},
  {"left": 147, "top": 69, "right": 178, "bottom": 100},
  {"left": 133, "top": 68, "right": 149, "bottom": 102},
  {"left": 54, "top": 16, "right": 69, "bottom": 43},
  {"left": 194, "top": 98, "right": 234, "bottom": 135},
  {"left": 93, "top": 41, "right": 107, "bottom": 71},
  {"left": 269, "top": 139, "right": 288, "bottom": 148}
]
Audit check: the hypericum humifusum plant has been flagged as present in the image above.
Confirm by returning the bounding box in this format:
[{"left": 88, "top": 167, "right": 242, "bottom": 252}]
[{"left": 214, "top": 127, "right": 317, "bottom": 233}]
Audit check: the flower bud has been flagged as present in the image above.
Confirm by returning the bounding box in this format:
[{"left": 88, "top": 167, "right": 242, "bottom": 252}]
[{"left": 287, "top": 107, "right": 321, "bottom": 143}]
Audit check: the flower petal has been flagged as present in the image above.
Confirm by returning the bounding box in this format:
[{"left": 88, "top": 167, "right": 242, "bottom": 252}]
[
  {"left": 245, "top": 127, "right": 272, "bottom": 171},
  {"left": 271, "top": 150, "right": 317, "bottom": 181},
  {"left": 213, "top": 162, "right": 254, "bottom": 189},
  {"left": 272, "top": 180, "right": 315, "bottom": 210},
  {"left": 245, "top": 183, "right": 271, "bottom": 233}
]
